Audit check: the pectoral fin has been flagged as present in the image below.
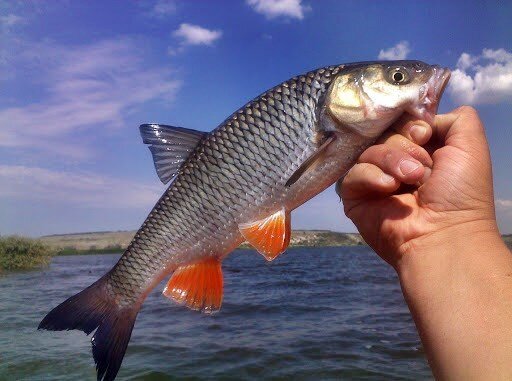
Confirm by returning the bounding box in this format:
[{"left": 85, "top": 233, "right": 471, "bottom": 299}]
[
  {"left": 163, "top": 257, "right": 223, "bottom": 313},
  {"left": 285, "top": 133, "right": 336, "bottom": 187},
  {"left": 239, "top": 208, "right": 291, "bottom": 261}
]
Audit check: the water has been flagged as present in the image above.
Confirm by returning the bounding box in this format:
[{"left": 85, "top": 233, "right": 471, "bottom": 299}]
[{"left": 0, "top": 247, "right": 432, "bottom": 380}]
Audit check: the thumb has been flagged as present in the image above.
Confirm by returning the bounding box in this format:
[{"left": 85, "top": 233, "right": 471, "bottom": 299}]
[
  {"left": 429, "top": 106, "right": 495, "bottom": 217},
  {"left": 434, "top": 106, "right": 490, "bottom": 157}
]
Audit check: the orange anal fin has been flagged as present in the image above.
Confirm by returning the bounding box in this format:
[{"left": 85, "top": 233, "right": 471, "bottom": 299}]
[
  {"left": 163, "top": 257, "right": 223, "bottom": 314},
  {"left": 239, "top": 208, "right": 291, "bottom": 261}
]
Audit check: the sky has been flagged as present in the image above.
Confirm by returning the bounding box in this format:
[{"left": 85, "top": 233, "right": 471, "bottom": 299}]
[{"left": 1, "top": 0, "right": 512, "bottom": 236}]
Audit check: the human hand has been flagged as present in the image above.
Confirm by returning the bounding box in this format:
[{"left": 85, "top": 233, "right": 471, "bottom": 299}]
[
  {"left": 338, "top": 106, "right": 500, "bottom": 268},
  {"left": 340, "top": 106, "right": 512, "bottom": 380}
]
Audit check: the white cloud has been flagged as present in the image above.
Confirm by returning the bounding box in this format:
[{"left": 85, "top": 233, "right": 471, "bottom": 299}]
[
  {"left": 0, "top": 38, "right": 182, "bottom": 158},
  {"left": 0, "top": 165, "right": 162, "bottom": 209},
  {"left": 448, "top": 48, "right": 512, "bottom": 104},
  {"left": 497, "top": 199, "right": 512, "bottom": 208},
  {"left": 148, "top": 0, "right": 176, "bottom": 17},
  {"left": 482, "top": 48, "right": 512, "bottom": 63},
  {"left": 456, "top": 53, "right": 476, "bottom": 71},
  {"left": 0, "top": 13, "right": 24, "bottom": 27},
  {"left": 378, "top": 41, "right": 411, "bottom": 60},
  {"left": 496, "top": 199, "right": 512, "bottom": 235},
  {"left": 173, "top": 23, "right": 222, "bottom": 46},
  {"left": 247, "top": 0, "right": 310, "bottom": 20}
]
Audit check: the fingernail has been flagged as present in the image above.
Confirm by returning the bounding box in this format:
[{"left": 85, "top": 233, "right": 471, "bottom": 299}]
[
  {"left": 420, "top": 167, "right": 432, "bottom": 184},
  {"left": 399, "top": 159, "right": 421, "bottom": 176},
  {"left": 381, "top": 173, "right": 395, "bottom": 183},
  {"left": 410, "top": 125, "right": 427, "bottom": 142}
]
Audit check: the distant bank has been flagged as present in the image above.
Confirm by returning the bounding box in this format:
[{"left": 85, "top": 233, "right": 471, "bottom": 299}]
[
  {"left": 39, "top": 230, "right": 512, "bottom": 255},
  {"left": 40, "top": 230, "right": 367, "bottom": 255},
  {"left": 504, "top": 235, "right": 512, "bottom": 249}
]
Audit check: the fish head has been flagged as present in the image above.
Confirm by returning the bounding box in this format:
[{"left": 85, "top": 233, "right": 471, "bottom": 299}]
[{"left": 325, "top": 61, "right": 450, "bottom": 138}]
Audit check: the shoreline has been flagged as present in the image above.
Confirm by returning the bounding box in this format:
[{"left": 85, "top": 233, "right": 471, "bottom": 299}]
[
  {"left": 38, "top": 230, "right": 512, "bottom": 256},
  {"left": 40, "top": 230, "right": 368, "bottom": 255}
]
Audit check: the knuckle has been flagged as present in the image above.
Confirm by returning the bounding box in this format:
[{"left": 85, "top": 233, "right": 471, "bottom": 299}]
[
  {"left": 382, "top": 149, "right": 395, "bottom": 165},
  {"left": 360, "top": 163, "right": 374, "bottom": 177},
  {"left": 385, "top": 135, "right": 414, "bottom": 153},
  {"left": 397, "top": 135, "right": 412, "bottom": 150},
  {"left": 405, "top": 145, "right": 420, "bottom": 157},
  {"left": 359, "top": 145, "right": 381, "bottom": 163},
  {"left": 344, "top": 166, "right": 356, "bottom": 180},
  {"left": 457, "top": 106, "right": 484, "bottom": 132},
  {"left": 386, "top": 134, "right": 404, "bottom": 145},
  {"left": 406, "top": 144, "right": 426, "bottom": 158},
  {"left": 458, "top": 105, "right": 478, "bottom": 117}
]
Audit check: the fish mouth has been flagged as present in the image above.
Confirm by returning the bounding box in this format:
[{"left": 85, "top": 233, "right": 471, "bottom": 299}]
[{"left": 407, "top": 66, "right": 451, "bottom": 125}]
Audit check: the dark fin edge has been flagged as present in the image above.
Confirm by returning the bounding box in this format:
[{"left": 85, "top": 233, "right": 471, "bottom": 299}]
[{"left": 38, "top": 277, "right": 138, "bottom": 381}]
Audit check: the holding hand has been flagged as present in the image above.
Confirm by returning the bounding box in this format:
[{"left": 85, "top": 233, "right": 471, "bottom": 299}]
[
  {"left": 339, "top": 106, "right": 499, "bottom": 268},
  {"left": 339, "top": 106, "right": 512, "bottom": 380}
]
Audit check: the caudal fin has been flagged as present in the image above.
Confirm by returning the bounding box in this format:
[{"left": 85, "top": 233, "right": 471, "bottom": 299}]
[{"left": 38, "top": 277, "right": 138, "bottom": 381}]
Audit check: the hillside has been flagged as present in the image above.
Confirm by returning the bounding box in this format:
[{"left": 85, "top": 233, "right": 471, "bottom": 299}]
[
  {"left": 40, "top": 230, "right": 512, "bottom": 255},
  {"left": 40, "top": 230, "right": 367, "bottom": 255}
]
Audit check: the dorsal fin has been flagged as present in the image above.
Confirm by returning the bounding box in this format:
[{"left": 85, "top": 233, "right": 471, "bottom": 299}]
[{"left": 140, "top": 123, "right": 207, "bottom": 184}]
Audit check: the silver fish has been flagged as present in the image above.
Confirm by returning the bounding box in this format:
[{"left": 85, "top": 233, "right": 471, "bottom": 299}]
[{"left": 39, "top": 61, "right": 450, "bottom": 381}]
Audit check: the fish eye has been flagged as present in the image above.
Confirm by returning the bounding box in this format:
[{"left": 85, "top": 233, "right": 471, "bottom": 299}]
[
  {"left": 393, "top": 72, "right": 404, "bottom": 82},
  {"left": 387, "top": 67, "right": 410, "bottom": 85}
]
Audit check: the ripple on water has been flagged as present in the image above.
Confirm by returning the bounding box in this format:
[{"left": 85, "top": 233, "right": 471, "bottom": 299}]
[{"left": 0, "top": 247, "right": 432, "bottom": 380}]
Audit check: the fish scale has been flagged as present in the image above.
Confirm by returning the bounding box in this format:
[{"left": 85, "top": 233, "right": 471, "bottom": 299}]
[{"left": 107, "top": 65, "right": 341, "bottom": 304}]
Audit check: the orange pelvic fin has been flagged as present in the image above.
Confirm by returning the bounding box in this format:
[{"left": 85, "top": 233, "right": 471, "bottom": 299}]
[
  {"left": 239, "top": 208, "right": 291, "bottom": 261},
  {"left": 163, "top": 257, "right": 223, "bottom": 313}
]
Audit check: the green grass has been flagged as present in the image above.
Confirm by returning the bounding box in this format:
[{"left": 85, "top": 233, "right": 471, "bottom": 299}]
[
  {"left": 503, "top": 234, "right": 512, "bottom": 250},
  {"left": 0, "top": 236, "right": 56, "bottom": 271}
]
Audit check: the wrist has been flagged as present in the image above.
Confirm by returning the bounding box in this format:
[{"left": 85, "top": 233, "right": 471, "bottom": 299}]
[
  {"left": 397, "top": 219, "right": 508, "bottom": 285},
  {"left": 396, "top": 219, "right": 512, "bottom": 343},
  {"left": 394, "top": 221, "right": 512, "bottom": 380}
]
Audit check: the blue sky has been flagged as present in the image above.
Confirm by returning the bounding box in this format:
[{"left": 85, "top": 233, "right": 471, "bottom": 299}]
[{"left": 1, "top": 0, "right": 511, "bottom": 236}]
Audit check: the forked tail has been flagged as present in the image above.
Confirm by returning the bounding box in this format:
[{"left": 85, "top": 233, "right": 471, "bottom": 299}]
[{"left": 38, "top": 276, "right": 139, "bottom": 381}]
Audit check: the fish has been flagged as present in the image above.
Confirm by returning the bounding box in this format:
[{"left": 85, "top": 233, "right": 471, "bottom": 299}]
[{"left": 39, "top": 61, "right": 450, "bottom": 381}]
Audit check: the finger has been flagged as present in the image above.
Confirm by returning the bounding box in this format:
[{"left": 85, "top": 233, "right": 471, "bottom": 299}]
[
  {"left": 379, "top": 113, "right": 433, "bottom": 145},
  {"left": 376, "top": 134, "right": 433, "bottom": 168},
  {"left": 338, "top": 163, "right": 400, "bottom": 201},
  {"left": 358, "top": 144, "right": 426, "bottom": 184},
  {"left": 434, "top": 106, "right": 486, "bottom": 143},
  {"left": 433, "top": 106, "right": 491, "bottom": 170}
]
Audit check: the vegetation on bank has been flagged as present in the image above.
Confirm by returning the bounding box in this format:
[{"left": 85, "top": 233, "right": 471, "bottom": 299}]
[
  {"left": 56, "top": 245, "right": 125, "bottom": 255},
  {"left": 39, "top": 231, "right": 512, "bottom": 255},
  {"left": 2, "top": 232, "right": 509, "bottom": 263},
  {"left": 0, "top": 236, "right": 56, "bottom": 271},
  {"left": 504, "top": 234, "right": 512, "bottom": 249}
]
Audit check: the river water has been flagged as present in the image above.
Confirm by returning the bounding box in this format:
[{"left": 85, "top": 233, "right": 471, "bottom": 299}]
[{"left": 0, "top": 247, "right": 432, "bottom": 380}]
